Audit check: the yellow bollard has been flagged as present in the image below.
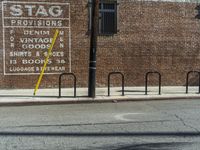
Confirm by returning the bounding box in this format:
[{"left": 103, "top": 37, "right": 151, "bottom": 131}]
[{"left": 33, "top": 29, "right": 59, "bottom": 96}]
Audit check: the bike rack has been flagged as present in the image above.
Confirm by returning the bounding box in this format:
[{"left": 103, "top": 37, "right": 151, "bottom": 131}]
[
  {"left": 59, "top": 73, "right": 76, "bottom": 98},
  {"left": 145, "top": 71, "right": 161, "bottom": 95},
  {"left": 186, "top": 71, "right": 200, "bottom": 94},
  {"left": 108, "top": 72, "right": 125, "bottom": 96}
]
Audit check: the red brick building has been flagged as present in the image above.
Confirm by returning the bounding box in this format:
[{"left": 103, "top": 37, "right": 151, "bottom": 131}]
[{"left": 0, "top": 0, "right": 200, "bottom": 88}]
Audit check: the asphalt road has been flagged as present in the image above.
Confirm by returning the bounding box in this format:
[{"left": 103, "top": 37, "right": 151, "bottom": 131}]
[{"left": 0, "top": 99, "right": 200, "bottom": 149}]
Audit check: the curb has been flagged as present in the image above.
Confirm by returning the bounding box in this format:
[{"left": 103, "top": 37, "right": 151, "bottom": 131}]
[{"left": 0, "top": 95, "right": 200, "bottom": 106}]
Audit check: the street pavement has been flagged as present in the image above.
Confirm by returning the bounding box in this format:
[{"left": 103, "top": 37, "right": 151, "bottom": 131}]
[
  {"left": 0, "top": 86, "right": 200, "bottom": 105},
  {"left": 0, "top": 100, "right": 200, "bottom": 149}
]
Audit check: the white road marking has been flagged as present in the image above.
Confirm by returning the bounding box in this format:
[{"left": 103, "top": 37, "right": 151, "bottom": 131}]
[{"left": 114, "top": 113, "right": 144, "bottom": 121}]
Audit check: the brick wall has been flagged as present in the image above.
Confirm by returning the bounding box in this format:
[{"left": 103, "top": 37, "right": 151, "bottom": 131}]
[
  {"left": 0, "top": 0, "right": 199, "bottom": 89},
  {"left": 97, "top": 1, "right": 200, "bottom": 86}
]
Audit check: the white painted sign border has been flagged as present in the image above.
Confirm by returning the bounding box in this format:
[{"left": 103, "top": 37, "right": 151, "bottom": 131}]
[{"left": 2, "top": 1, "right": 72, "bottom": 75}]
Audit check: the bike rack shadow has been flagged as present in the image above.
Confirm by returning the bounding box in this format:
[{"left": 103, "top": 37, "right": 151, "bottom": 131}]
[
  {"left": 186, "top": 71, "right": 200, "bottom": 94},
  {"left": 108, "top": 72, "right": 125, "bottom": 96},
  {"left": 145, "top": 71, "right": 161, "bottom": 95},
  {"left": 59, "top": 73, "right": 76, "bottom": 98}
]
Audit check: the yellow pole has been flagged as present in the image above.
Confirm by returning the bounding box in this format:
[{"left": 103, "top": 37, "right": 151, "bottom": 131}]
[{"left": 33, "top": 29, "right": 59, "bottom": 95}]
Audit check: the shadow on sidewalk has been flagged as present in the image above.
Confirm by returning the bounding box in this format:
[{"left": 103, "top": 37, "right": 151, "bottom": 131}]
[
  {"left": 0, "top": 131, "right": 199, "bottom": 137},
  {"left": 85, "top": 142, "right": 194, "bottom": 150}
]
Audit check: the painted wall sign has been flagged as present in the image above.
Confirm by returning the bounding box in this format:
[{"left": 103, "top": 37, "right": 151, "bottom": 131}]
[{"left": 2, "top": 1, "right": 71, "bottom": 75}]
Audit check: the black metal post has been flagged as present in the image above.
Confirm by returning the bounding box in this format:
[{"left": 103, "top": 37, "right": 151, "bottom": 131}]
[
  {"left": 108, "top": 72, "right": 125, "bottom": 96},
  {"left": 122, "top": 74, "right": 125, "bottom": 96},
  {"left": 199, "top": 72, "right": 200, "bottom": 93},
  {"left": 158, "top": 73, "right": 161, "bottom": 95},
  {"left": 59, "top": 75, "right": 62, "bottom": 97},
  {"left": 108, "top": 74, "right": 111, "bottom": 96},
  {"left": 59, "top": 73, "right": 76, "bottom": 98},
  {"left": 145, "top": 71, "right": 161, "bottom": 95},
  {"left": 145, "top": 73, "right": 148, "bottom": 95},
  {"left": 186, "top": 72, "right": 189, "bottom": 94},
  {"left": 186, "top": 71, "right": 200, "bottom": 94},
  {"left": 88, "top": 0, "right": 99, "bottom": 98}
]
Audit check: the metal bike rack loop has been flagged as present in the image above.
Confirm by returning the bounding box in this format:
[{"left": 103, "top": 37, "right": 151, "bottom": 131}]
[
  {"left": 186, "top": 71, "right": 200, "bottom": 94},
  {"left": 59, "top": 73, "right": 76, "bottom": 98},
  {"left": 145, "top": 71, "right": 161, "bottom": 95},
  {"left": 108, "top": 72, "right": 125, "bottom": 96}
]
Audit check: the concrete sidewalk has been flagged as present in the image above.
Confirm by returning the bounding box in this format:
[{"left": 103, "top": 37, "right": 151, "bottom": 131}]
[{"left": 0, "top": 86, "right": 199, "bottom": 105}]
